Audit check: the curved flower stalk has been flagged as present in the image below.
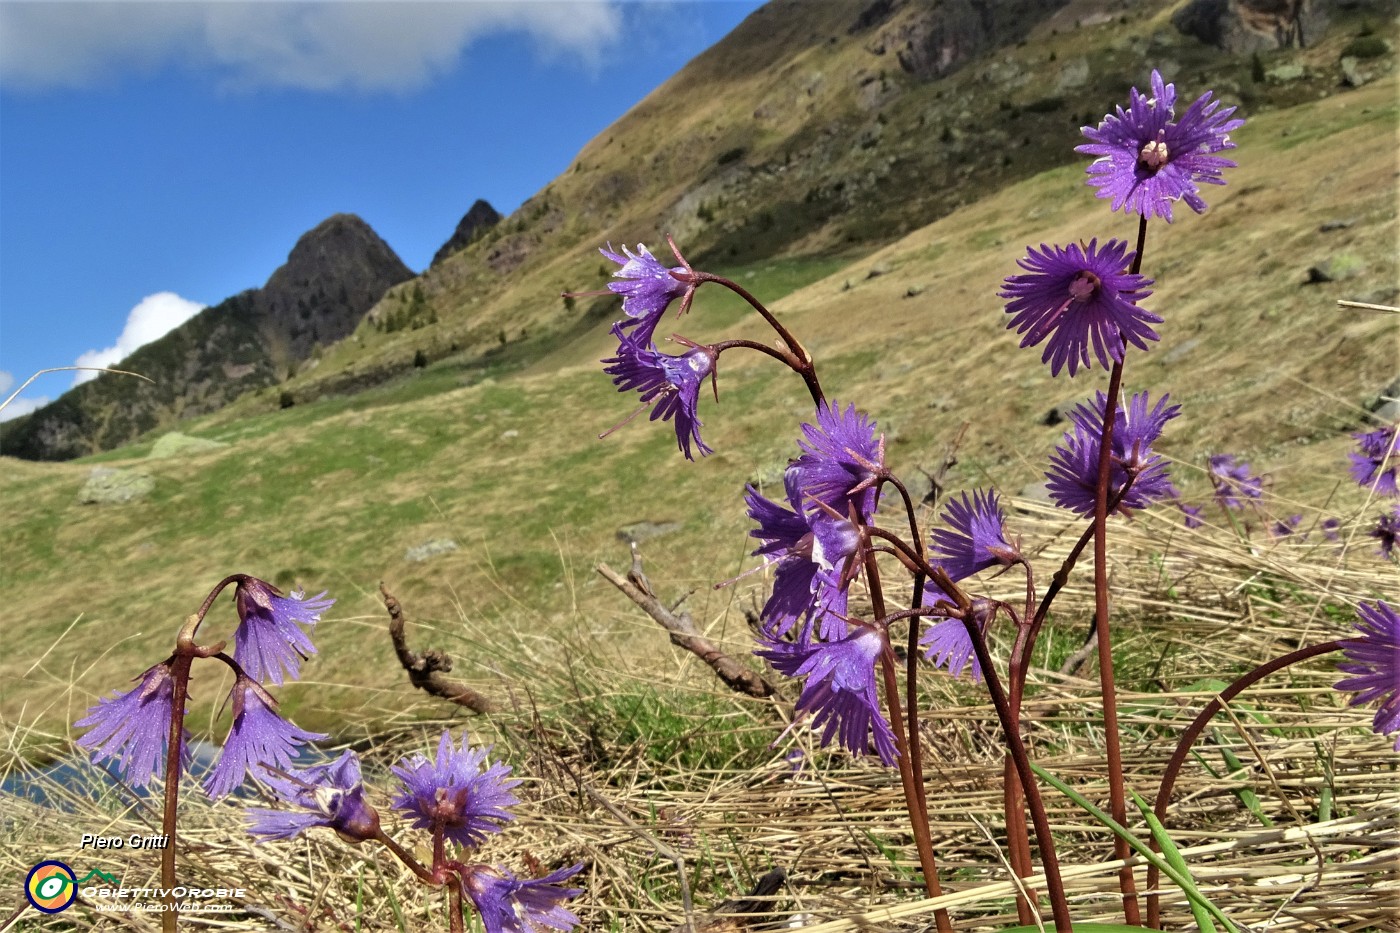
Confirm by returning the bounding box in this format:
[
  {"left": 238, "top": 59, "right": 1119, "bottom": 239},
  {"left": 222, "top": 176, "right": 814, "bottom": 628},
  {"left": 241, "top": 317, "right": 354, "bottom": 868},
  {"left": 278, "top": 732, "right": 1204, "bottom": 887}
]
[{"left": 1147, "top": 600, "right": 1396, "bottom": 927}]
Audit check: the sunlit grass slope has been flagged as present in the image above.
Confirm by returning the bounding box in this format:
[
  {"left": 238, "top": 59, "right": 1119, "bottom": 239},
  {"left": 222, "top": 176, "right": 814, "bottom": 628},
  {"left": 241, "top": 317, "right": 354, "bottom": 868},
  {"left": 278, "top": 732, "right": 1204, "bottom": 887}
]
[{"left": 1, "top": 77, "right": 1395, "bottom": 768}]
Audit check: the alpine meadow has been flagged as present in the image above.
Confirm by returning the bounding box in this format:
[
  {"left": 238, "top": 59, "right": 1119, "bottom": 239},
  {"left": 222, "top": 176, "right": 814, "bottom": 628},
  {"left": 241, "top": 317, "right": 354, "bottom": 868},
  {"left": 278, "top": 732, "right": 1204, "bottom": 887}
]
[{"left": 2, "top": 2, "right": 1397, "bottom": 931}]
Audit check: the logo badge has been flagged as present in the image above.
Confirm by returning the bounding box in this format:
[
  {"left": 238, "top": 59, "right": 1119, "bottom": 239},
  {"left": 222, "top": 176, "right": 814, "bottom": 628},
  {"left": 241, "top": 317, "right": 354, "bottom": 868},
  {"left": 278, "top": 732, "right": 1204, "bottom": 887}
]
[{"left": 25, "top": 860, "right": 78, "bottom": 913}]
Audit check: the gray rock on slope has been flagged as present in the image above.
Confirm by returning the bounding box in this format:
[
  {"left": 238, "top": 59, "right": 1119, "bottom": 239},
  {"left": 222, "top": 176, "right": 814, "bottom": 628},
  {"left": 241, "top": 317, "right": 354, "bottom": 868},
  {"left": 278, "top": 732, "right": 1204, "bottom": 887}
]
[{"left": 78, "top": 468, "right": 154, "bottom": 505}]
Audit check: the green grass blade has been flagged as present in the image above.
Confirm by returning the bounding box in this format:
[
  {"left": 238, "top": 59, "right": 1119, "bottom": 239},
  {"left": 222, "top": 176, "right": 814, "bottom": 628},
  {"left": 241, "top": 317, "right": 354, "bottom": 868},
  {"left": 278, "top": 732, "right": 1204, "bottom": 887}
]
[
  {"left": 1028, "top": 762, "right": 1240, "bottom": 933},
  {"left": 1219, "top": 746, "right": 1273, "bottom": 827},
  {"left": 1131, "top": 791, "right": 1215, "bottom": 933}
]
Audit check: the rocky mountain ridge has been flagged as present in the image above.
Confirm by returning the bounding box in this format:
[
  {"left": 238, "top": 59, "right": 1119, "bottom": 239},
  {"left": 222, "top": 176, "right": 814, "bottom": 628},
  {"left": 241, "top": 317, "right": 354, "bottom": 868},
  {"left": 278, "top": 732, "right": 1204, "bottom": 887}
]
[
  {"left": 0, "top": 214, "right": 413, "bottom": 460},
  {"left": 3, "top": 0, "right": 1393, "bottom": 458}
]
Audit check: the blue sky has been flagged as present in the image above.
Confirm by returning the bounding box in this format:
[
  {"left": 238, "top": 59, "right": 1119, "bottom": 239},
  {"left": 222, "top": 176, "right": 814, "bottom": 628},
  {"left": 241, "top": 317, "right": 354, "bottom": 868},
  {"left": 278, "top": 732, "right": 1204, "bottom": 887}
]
[{"left": 0, "top": 0, "right": 764, "bottom": 420}]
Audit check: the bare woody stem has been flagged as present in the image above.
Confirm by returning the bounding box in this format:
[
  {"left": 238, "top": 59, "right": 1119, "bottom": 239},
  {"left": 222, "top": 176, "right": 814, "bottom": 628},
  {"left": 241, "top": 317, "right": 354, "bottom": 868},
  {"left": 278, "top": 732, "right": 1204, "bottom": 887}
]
[
  {"left": 1145, "top": 640, "right": 1344, "bottom": 929},
  {"left": 185, "top": 574, "right": 247, "bottom": 645}
]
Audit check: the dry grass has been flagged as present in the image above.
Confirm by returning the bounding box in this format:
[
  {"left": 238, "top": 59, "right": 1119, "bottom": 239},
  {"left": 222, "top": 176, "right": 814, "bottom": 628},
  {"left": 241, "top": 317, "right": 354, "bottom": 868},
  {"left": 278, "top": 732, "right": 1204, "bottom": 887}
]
[{"left": 4, "top": 496, "right": 1396, "bottom": 931}]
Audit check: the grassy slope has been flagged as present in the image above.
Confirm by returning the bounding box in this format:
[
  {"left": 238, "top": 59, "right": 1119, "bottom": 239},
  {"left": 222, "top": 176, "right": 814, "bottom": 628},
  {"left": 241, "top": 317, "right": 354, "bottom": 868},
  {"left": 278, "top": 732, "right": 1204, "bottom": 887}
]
[
  {"left": 216, "top": 0, "right": 1388, "bottom": 420},
  {"left": 1, "top": 74, "right": 1394, "bottom": 767}
]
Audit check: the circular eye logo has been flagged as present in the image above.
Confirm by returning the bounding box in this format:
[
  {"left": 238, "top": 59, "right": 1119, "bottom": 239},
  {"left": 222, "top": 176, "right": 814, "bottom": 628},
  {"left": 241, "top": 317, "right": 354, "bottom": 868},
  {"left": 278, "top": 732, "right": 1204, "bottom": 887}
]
[{"left": 26, "top": 860, "right": 77, "bottom": 913}]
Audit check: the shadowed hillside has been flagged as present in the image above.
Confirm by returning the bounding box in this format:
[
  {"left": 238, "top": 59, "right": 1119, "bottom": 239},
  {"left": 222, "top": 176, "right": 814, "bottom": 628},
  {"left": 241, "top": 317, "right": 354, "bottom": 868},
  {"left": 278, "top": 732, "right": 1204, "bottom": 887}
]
[{"left": 246, "top": 0, "right": 1395, "bottom": 413}]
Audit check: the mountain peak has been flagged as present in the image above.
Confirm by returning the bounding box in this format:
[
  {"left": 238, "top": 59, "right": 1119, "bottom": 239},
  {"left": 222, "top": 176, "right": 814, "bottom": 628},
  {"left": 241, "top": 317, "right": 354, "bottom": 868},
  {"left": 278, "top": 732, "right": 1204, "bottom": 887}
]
[
  {"left": 261, "top": 213, "right": 414, "bottom": 360},
  {"left": 0, "top": 213, "right": 413, "bottom": 460},
  {"left": 431, "top": 200, "right": 502, "bottom": 268}
]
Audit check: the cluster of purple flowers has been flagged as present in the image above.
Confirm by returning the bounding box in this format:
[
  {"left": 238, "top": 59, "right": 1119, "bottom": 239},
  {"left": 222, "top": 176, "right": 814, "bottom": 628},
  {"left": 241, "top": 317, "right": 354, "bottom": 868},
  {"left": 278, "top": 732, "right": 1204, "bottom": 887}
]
[
  {"left": 745, "top": 403, "right": 1027, "bottom": 760},
  {"left": 999, "top": 68, "right": 1240, "bottom": 378},
  {"left": 250, "top": 730, "right": 583, "bottom": 933},
  {"left": 1046, "top": 391, "right": 1179, "bottom": 517},
  {"left": 1184, "top": 422, "right": 1399, "bottom": 554},
  {"left": 597, "top": 243, "right": 716, "bottom": 460},
  {"left": 589, "top": 64, "right": 1400, "bottom": 808},
  {"left": 745, "top": 402, "right": 892, "bottom": 760},
  {"left": 76, "top": 577, "right": 332, "bottom": 795},
  {"left": 1207, "top": 454, "right": 1265, "bottom": 512},
  {"left": 1351, "top": 423, "right": 1400, "bottom": 558}
]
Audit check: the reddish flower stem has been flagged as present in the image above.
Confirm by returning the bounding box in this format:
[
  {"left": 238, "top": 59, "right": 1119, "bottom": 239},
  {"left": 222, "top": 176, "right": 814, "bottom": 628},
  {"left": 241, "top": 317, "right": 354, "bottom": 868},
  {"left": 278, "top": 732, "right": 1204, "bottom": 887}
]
[
  {"left": 867, "top": 550, "right": 952, "bottom": 933},
  {"left": 156, "top": 577, "right": 242, "bottom": 932},
  {"left": 374, "top": 829, "right": 437, "bottom": 884},
  {"left": 1003, "top": 756, "right": 1038, "bottom": 925},
  {"left": 962, "top": 614, "right": 1073, "bottom": 933},
  {"left": 699, "top": 272, "right": 824, "bottom": 407},
  {"left": 1145, "top": 640, "right": 1344, "bottom": 929},
  {"left": 160, "top": 653, "right": 193, "bottom": 933},
  {"left": 1092, "top": 356, "right": 1138, "bottom": 923},
  {"left": 1092, "top": 213, "right": 1149, "bottom": 924},
  {"left": 884, "top": 474, "right": 934, "bottom": 833}
]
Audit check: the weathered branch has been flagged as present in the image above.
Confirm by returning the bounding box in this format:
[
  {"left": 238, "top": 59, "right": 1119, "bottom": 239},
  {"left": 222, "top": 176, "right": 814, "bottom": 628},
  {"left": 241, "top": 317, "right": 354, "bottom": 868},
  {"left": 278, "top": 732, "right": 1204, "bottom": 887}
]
[
  {"left": 596, "top": 546, "right": 775, "bottom": 698},
  {"left": 381, "top": 583, "right": 493, "bottom": 713}
]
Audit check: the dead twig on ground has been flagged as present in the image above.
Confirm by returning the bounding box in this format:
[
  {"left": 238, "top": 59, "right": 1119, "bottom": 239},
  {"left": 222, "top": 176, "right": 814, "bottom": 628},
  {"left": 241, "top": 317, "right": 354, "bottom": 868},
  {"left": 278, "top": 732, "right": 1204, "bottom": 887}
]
[
  {"left": 381, "top": 582, "right": 493, "bottom": 713},
  {"left": 597, "top": 545, "right": 775, "bottom": 698}
]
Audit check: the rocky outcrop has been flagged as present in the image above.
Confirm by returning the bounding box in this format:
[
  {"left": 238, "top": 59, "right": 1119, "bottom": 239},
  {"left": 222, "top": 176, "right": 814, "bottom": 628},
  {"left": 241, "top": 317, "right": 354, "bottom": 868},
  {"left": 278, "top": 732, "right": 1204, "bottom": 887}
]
[
  {"left": 1172, "top": 0, "right": 1330, "bottom": 51},
  {"left": 0, "top": 214, "right": 412, "bottom": 461},
  {"left": 430, "top": 199, "right": 502, "bottom": 268},
  {"left": 866, "top": 0, "right": 1070, "bottom": 81},
  {"left": 261, "top": 214, "right": 415, "bottom": 359}
]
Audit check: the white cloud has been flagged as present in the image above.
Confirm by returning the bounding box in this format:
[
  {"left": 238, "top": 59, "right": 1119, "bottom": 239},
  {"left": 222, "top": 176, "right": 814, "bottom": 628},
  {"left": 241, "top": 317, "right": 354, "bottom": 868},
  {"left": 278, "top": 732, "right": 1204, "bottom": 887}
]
[
  {"left": 72, "top": 292, "right": 206, "bottom": 386},
  {"left": 0, "top": 2, "right": 623, "bottom": 93},
  {"left": 0, "top": 371, "right": 51, "bottom": 423}
]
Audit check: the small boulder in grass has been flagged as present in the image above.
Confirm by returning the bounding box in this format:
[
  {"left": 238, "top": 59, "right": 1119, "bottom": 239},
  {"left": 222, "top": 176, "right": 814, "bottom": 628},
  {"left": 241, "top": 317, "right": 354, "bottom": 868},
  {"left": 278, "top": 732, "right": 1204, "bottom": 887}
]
[
  {"left": 78, "top": 467, "right": 154, "bottom": 505},
  {"left": 404, "top": 538, "right": 459, "bottom": 563},
  {"left": 148, "top": 432, "right": 228, "bottom": 459},
  {"left": 1014, "top": 481, "right": 1055, "bottom": 512},
  {"left": 616, "top": 521, "right": 683, "bottom": 545}
]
